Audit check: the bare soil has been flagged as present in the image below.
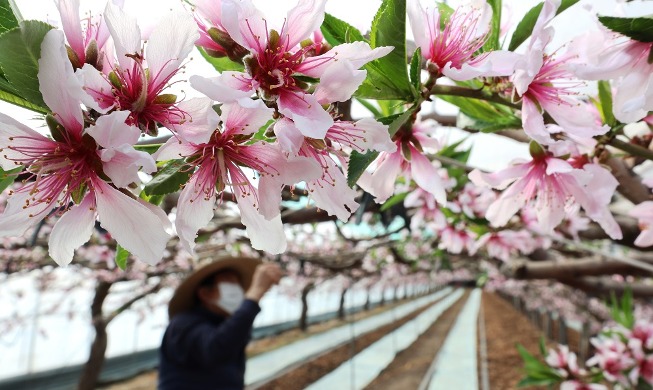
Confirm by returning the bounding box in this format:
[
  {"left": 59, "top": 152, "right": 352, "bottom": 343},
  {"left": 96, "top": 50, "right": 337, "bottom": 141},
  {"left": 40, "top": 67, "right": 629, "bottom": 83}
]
[{"left": 364, "top": 290, "right": 470, "bottom": 390}]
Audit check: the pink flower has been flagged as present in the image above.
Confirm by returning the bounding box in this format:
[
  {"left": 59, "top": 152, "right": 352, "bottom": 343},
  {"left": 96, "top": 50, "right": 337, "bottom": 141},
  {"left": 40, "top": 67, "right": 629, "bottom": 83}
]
[
  {"left": 511, "top": 0, "right": 608, "bottom": 146},
  {"left": 0, "top": 30, "right": 169, "bottom": 266},
  {"left": 587, "top": 336, "right": 635, "bottom": 385},
  {"left": 546, "top": 345, "right": 580, "bottom": 374},
  {"left": 470, "top": 150, "right": 622, "bottom": 239},
  {"left": 438, "top": 225, "right": 476, "bottom": 254},
  {"left": 629, "top": 201, "right": 653, "bottom": 248},
  {"left": 359, "top": 119, "right": 447, "bottom": 204},
  {"left": 560, "top": 381, "right": 607, "bottom": 390},
  {"left": 189, "top": 0, "right": 392, "bottom": 139},
  {"left": 77, "top": 3, "right": 199, "bottom": 134},
  {"left": 408, "top": 0, "right": 520, "bottom": 80},
  {"left": 405, "top": 188, "right": 447, "bottom": 231},
  {"left": 568, "top": 16, "right": 653, "bottom": 123},
  {"left": 55, "top": 0, "right": 120, "bottom": 70},
  {"left": 475, "top": 230, "right": 534, "bottom": 262},
  {"left": 155, "top": 100, "right": 320, "bottom": 254},
  {"left": 272, "top": 116, "right": 395, "bottom": 221}
]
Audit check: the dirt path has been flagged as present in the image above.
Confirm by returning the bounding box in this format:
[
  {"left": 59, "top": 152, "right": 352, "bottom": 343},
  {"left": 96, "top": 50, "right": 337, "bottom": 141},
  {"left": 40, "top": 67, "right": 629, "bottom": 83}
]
[
  {"left": 364, "top": 290, "right": 470, "bottom": 390},
  {"left": 254, "top": 291, "right": 454, "bottom": 390}
]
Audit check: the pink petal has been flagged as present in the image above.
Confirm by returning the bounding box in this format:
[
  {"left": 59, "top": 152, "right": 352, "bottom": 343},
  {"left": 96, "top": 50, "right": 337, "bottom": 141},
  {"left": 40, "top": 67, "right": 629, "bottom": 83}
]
[
  {"left": 469, "top": 163, "right": 531, "bottom": 190},
  {"left": 38, "top": 30, "right": 84, "bottom": 137},
  {"left": 194, "top": 0, "right": 223, "bottom": 27},
  {"left": 153, "top": 137, "right": 199, "bottom": 161},
  {"left": 542, "top": 97, "right": 609, "bottom": 138},
  {"left": 221, "top": 0, "right": 267, "bottom": 52},
  {"left": 189, "top": 73, "right": 257, "bottom": 105},
  {"left": 307, "top": 157, "right": 359, "bottom": 221},
  {"left": 94, "top": 179, "right": 170, "bottom": 264},
  {"left": 277, "top": 90, "right": 333, "bottom": 139},
  {"left": 613, "top": 69, "right": 652, "bottom": 123},
  {"left": 407, "top": 0, "right": 432, "bottom": 59},
  {"left": 521, "top": 96, "right": 552, "bottom": 144},
  {"left": 55, "top": 0, "right": 85, "bottom": 61},
  {"left": 314, "top": 60, "right": 366, "bottom": 104},
  {"left": 544, "top": 156, "right": 574, "bottom": 175},
  {"left": 410, "top": 148, "right": 446, "bottom": 204},
  {"left": 146, "top": 10, "right": 199, "bottom": 87},
  {"left": 86, "top": 110, "right": 139, "bottom": 148},
  {"left": 297, "top": 42, "right": 393, "bottom": 77},
  {"left": 222, "top": 100, "right": 273, "bottom": 136},
  {"left": 365, "top": 151, "right": 404, "bottom": 203},
  {"left": 442, "top": 50, "right": 522, "bottom": 81},
  {"left": 0, "top": 113, "right": 53, "bottom": 170},
  {"left": 534, "top": 179, "right": 566, "bottom": 232},
  {"left": 282, "top": 0, "right": 327, "bottom": 49},
  {"left": 336, "top": 118, "right": 396, "bottom": 153},
  {"left": 48, "top": 194, "right": 96, "bottom": 266},
  {"left": 274, "top": 118, "right": 304, "bottom": 154},
  {"left": 236, "top": 186, "right": 287, "bottom": 254},
  {"left": 104, "top": 1, "right": 142, "bottom": 70},
  {"left": 175, "top": 175, "right": 216, "bottom": 254},
  {"left": 75, "top": 64, "right": 114, "bottom": 113},
  {"left": 99, "top": 145, "right": 157, "bottom": 188},
  {"left": 0, "top": 189, "right": 51, "bottom": 237},
  {"left": 167, "top": 97, "right": 220, "bottom": 144},
  {"left": 485, "top": 177, "right": 530, "bottom": 227}
]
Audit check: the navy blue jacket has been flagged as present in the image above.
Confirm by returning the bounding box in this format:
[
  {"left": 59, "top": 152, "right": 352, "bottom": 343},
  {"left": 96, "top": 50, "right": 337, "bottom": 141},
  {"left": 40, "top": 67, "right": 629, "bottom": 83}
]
[{"left": 158, "top": 299, "right": 261, "bottom": 390}]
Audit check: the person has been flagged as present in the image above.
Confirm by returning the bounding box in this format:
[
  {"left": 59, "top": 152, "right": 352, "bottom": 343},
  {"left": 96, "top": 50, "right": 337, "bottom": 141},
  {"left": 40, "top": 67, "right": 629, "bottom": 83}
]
[{"left": 158, "top": 256, "right": 283, "bottom": 390}]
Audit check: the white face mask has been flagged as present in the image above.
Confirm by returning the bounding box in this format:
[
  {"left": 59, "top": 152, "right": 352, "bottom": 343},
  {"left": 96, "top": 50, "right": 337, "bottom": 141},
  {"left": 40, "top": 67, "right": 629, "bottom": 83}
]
[{"left": 216, "top": 282, "right": 245, "bottom": 314}]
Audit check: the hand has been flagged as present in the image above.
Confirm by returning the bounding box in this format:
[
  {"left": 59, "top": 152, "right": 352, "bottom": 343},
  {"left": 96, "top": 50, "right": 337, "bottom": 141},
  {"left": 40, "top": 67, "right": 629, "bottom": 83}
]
[{"left": 245, "top": 263, "right": 282, "bottom": 302}]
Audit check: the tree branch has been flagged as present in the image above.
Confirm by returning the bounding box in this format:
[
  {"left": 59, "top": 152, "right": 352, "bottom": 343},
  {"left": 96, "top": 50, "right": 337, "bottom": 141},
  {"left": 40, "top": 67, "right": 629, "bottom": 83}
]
[{"left": 105, "top": 283, "right": 162, "bottom": 324}]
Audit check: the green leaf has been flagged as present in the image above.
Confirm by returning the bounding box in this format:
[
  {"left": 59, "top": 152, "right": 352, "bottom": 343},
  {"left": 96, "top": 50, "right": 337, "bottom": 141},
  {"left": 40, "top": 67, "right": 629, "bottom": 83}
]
[
  {"left": 347, "top": 150, "right": 379, "bottom": 188},
  {"left": 356, "top": 0, "right": 414, "bottom": 101},
  {"left": 197, "top": 46, "right": 244, "bottom": 72},
  {"left": 388, "top": 105, "right": 417, "bottom": 136},
  {"left": 320, "top": 13, "right": 366, "bottom": 46},
  {"left": 144, "top": 160, "right": 192, "bottom": 196},
  {"left": 598, "top": 16, "right": 653, "bottom": 43},
  {"left": 134, "top": 143, "right": 162, "bottom": 154},
  {"left": 439, "top": 95, "right": 521, "bottom": 132},
  {"left": 380, "top": 192, "right": 408, "bottom": 211},
  {"left": 0, "top": 0, "right": 19, "bottom": 35},
  {"left": 0, "top": 88, "right": 48, "bottom": 113},
  {"left": 598, "top": 80, "right": 616, "bottom": 127},
  {"left": 508, "top": 0, "right": 579, "bottom": 51},
  {"left": 409, "top": 47, "right": 421, "bottom": 92},
  {"left": 0, "top": 165, "right": 21, "bottom": 193},
  {"left": 0, "top": 20, "right": 54, "bottom": 110},
  {"left": 115, "top": 245, "right": 129, "bottom": 270},
  {"left": 483, "top": 0, "right": 501, "bottom": 51}
]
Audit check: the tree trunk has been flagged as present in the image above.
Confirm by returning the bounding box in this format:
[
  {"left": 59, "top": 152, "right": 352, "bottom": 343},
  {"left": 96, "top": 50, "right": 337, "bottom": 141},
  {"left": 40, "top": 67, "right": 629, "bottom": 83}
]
[
  {"left": 338, "top": 288, "right": 348, "bottom": 320},
  {"left": 299, "top": 283, "right": 314, "bottom": 332},
  {"left": 78, "top": 281, "right": 111, "bottom": 390}
]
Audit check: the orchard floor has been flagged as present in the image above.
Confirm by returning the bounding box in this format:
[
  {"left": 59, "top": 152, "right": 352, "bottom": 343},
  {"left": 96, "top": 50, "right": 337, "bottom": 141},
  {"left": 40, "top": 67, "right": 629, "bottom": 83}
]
[{"left": 105, "top": 290, "right": 578, "bottom": 390}]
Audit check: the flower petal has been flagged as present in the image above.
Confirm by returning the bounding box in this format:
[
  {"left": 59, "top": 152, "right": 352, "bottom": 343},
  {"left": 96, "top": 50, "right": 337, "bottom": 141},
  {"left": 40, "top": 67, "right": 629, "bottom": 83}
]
[
  {"left": 0, "top": 113, "right": 53, "bottom": 170},
  {"left": 221, "top": 0, "right": 267, "bottom": 52},
  {"left": 175, "top": 175, "right": 216, "bottom": 254},
  {"left": 55, "top": 0, "right": 85, "bottom": 61},
  {"left": 222, "top": 100, "right": 273, "bottom": 136},
  {"left": 75, "top": 64, "right": 114, "bottom": 113},
  {"left": 153, "top": 137, "right": 199, "bottom": 161},
  {"left": 307, "top": 157, "right": 359, "bottom": 221},
  {"left": 99, "top": 145, "right": 156, "bottom": 188},
  {"left": 273, "top": 118, "right": 304, "bottom": 154},
  {"left": 282, "top": 0, "right": 327, "bottom": 49},
  {"left": 410, "top": 148, "right": 446, "bottom": 204},
  {"left": 94, "top": 179, "right": 170, "bottom": 264},
  {"left": 48, "top": 194, "right": 96, "bottom": 266},
  {"left": 166, "top": 97, "right": 220, "bottom": 144},
  {"left": 104, "top": 1, "right": 141, "bottom": 70},
  {"left": 86, "top": 110, "right": 139, "bottom": 148},
  {"left": 146, "top": 10, "right": 199, "bottom": 86},
  {"left": 297, "top": 42, "right": 393, "bottom": 77},
  {"left": 0, "top": 189, "right": 51, "bottom": 237},
  {"left": 277, "top": 90, "right": 333, "bottom": 139},
  {"left": 521, "top": 96, "right": 552, "bottom": 144},
  {"left": 38, "top": 30, "right": 84, "bottom": 137},
  {"left": 364, "top": 151, "right": 404, "bottom": 203},
  {"left": 236, "top": 186, "right": 287, "bottom": 254},
  {"left": 190, "top": 73, "right": 257, "bottom": 105},
  {"left": 442, "top": 50, "right": 522, "bottom": 81},
  {"left": 313, "top": 60, "right": 366, "bottom": 104},
  {"left": 469, "top": 163, "right": 531, "bottom": 190}
]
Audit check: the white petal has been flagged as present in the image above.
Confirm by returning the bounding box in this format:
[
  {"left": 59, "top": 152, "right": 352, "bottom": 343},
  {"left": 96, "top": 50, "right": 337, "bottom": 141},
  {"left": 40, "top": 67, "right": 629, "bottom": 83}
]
[
  {"left": 0, "top": 113, "right": 51, "bottom": 170},
  {"left": 153, "top": 137, "right": 198, "bottom": 161},
  {"left": 0, "top": 190, "right": 50, "bottom": 237},
  {"left": 99, "top": 145, "right": 156, "bottom": 188},
  {"left": 86, "top": 110, "right": 139, "bottom": 148},
  {"left": 38, "top": 30, "right": 84, "bottom": 136},
  {"left": 146, "top": 10, "right": 199, "bottom": 86},
  {"left": 104, "top": 1, "right": 141, "bottom": 70},
  {"left": 237, "top": 187, "right": 287, "bottom": 254},
  {"left": 273, "top": 118, "right": 304, "bottom": 154},
  {"left": 222, "top": 100, "right": 273, "bottom": 136},
  {"left": 75, "top": 64, "right": 115, "bottom": 113},
  {"left": 283, "top": 0, "right": 327, "bottom": 49},
  {"left": 277, "top": 91, "right": 333, "bottom": 139},
  {"left": 48, "top": 194, "right": 96, "bottom": 266},
  {"left": 94, "top": 180, "right": 170, "bottom": 264},
  {"left": 190, "top": 73, "right": 256, "bottom": 103},
  {"left": 55, "top": 0, "right": 84, "bottom": 60},
  {"left": 166, "top": 98, "right": 220, "bottom": 144},
  {"left": 410, "top": 150, "right": 446, "bottom": 204},
  {"left": 221, "top": 0, "right": 267, "bottom": 52},
  {"left": 175, "top": 175, "right": 216, "bottom": 254},
  {"left": 313, "top": 60, "right": 366, "bottom": 104}
]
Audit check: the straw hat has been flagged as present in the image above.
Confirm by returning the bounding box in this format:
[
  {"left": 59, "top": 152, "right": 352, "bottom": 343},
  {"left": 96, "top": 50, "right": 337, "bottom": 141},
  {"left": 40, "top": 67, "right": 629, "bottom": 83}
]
[{"left": 168, "top": 256, "right": 262, "bottom": 319}]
